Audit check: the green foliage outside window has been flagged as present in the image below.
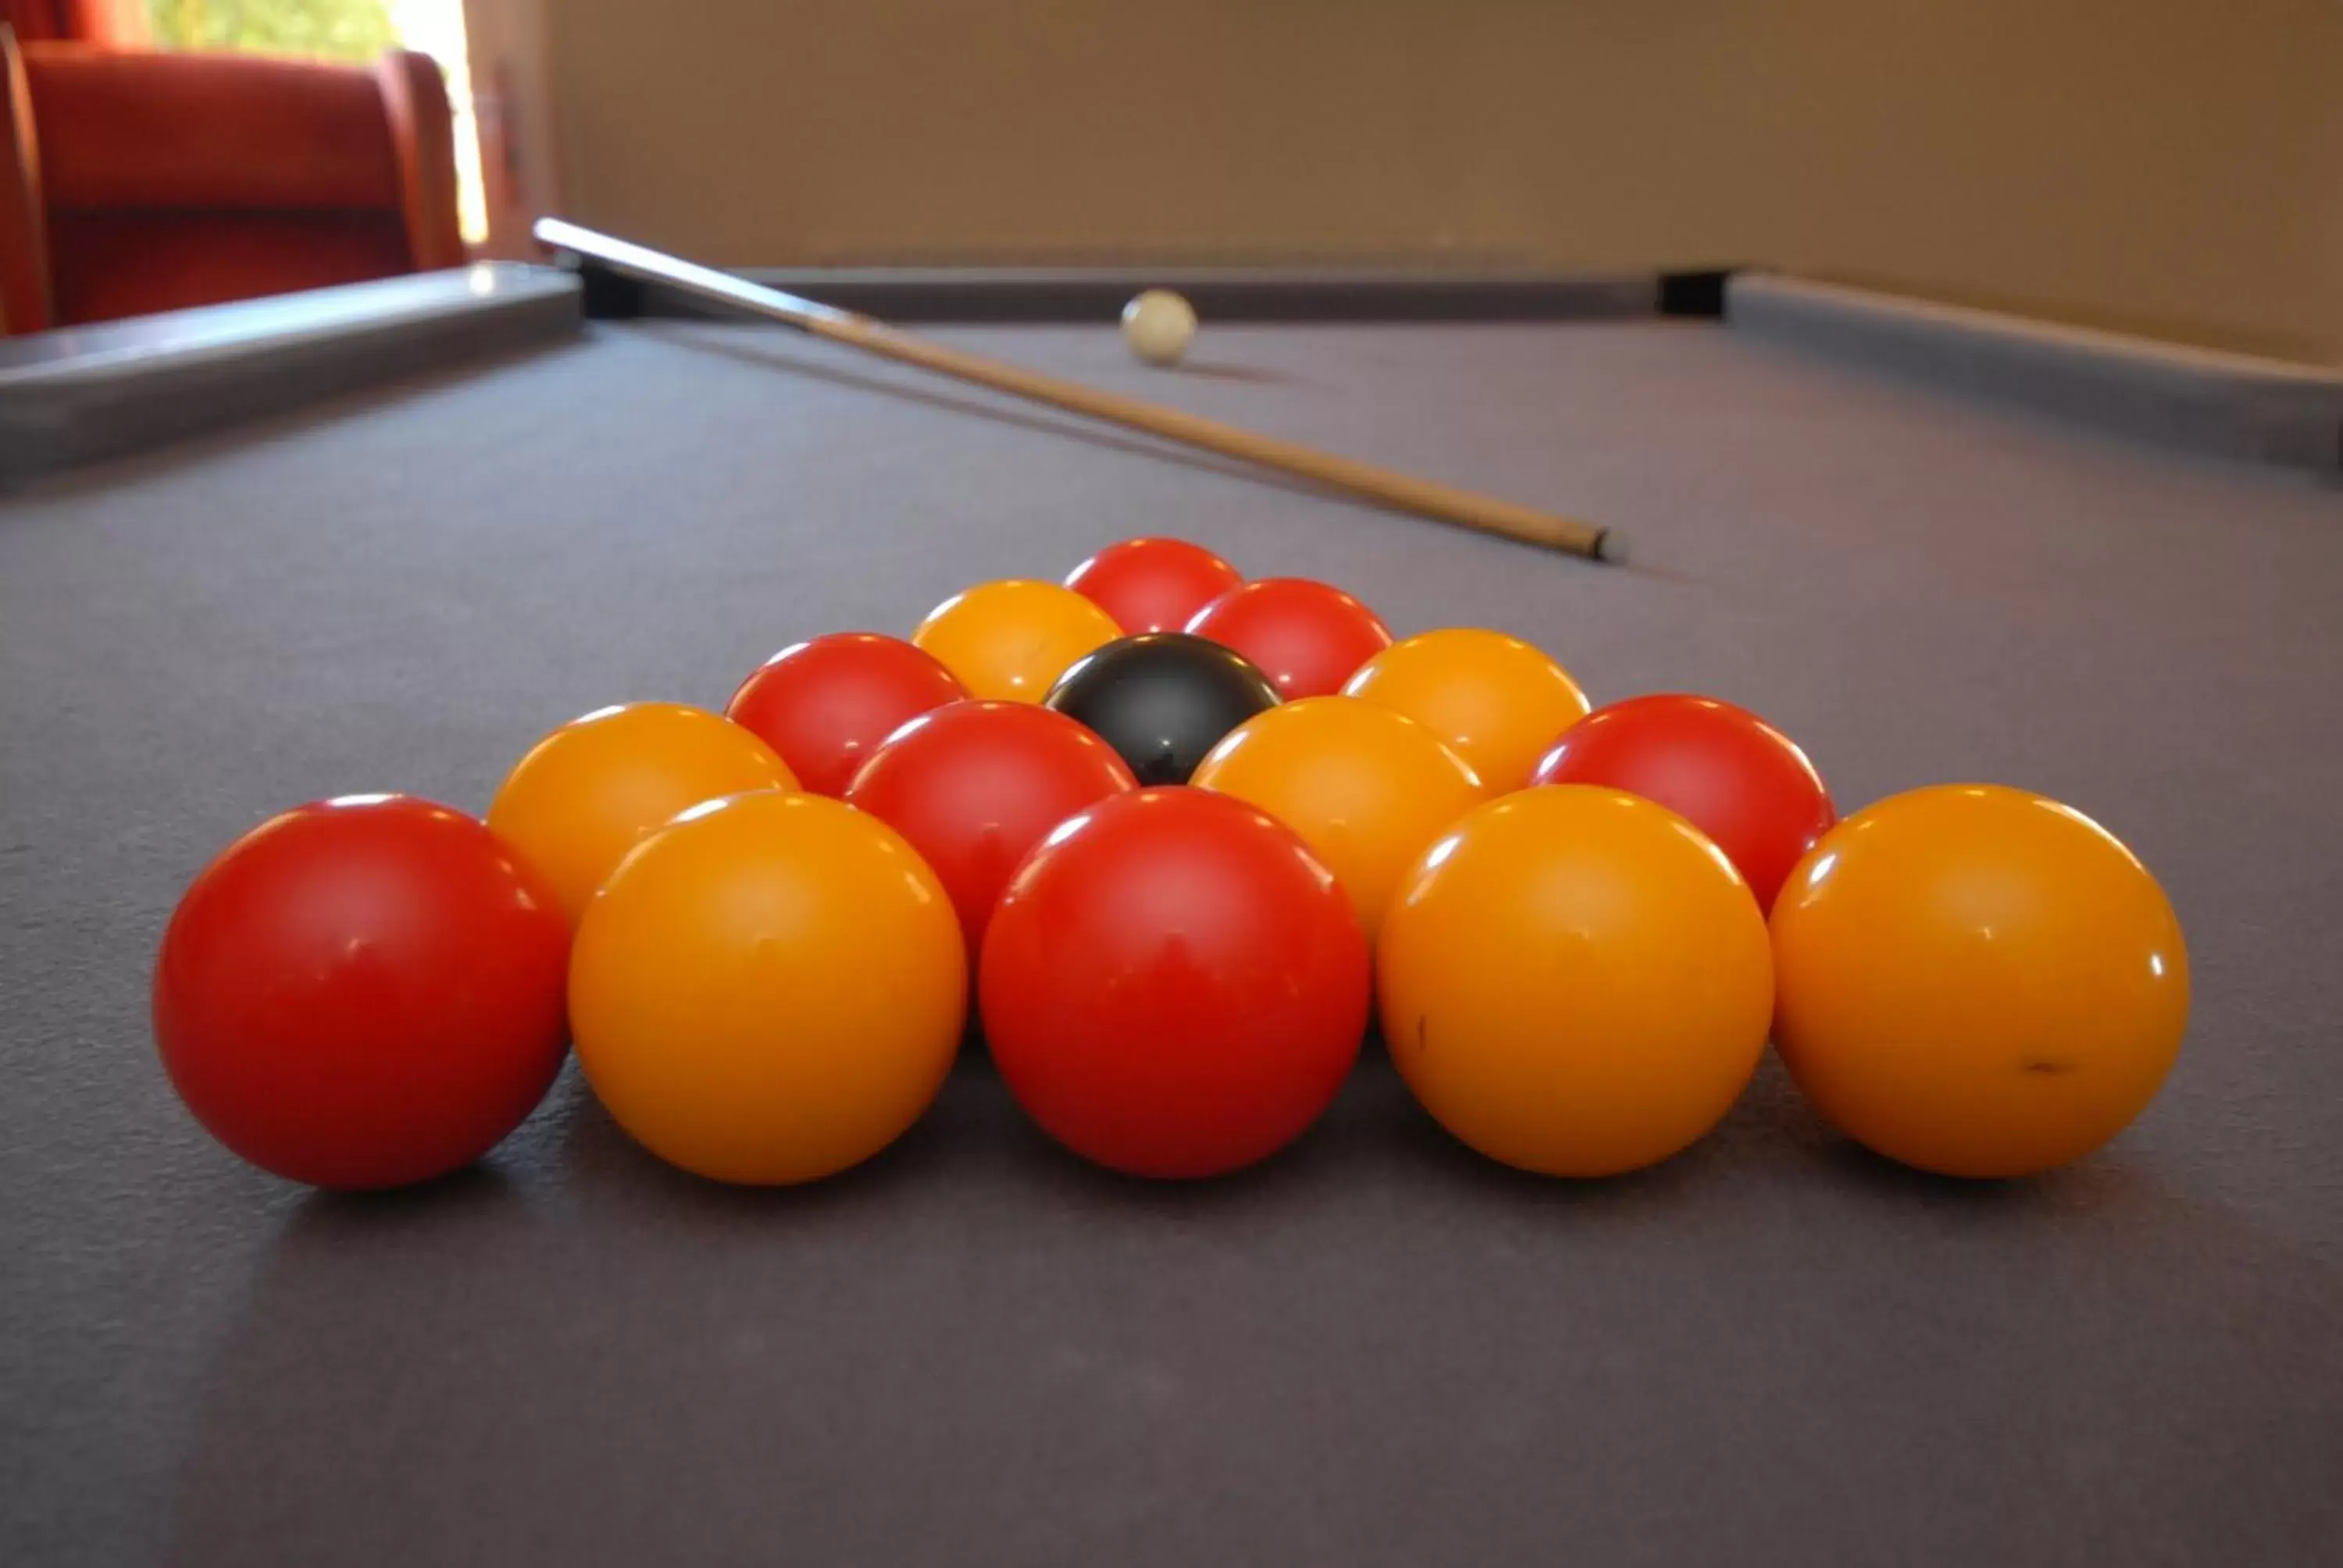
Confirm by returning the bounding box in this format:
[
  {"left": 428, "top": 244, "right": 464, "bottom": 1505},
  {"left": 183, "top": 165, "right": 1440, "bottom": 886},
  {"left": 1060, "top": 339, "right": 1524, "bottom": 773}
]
[{"left": 147, "top": 0, "right": 399, "bottom": 62}]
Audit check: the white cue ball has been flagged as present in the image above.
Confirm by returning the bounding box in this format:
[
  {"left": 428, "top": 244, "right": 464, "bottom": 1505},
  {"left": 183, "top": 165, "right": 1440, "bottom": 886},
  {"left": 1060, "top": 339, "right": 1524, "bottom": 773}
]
[{"left": 1122, "top": 289, "right": 1197, "bottom": 366}]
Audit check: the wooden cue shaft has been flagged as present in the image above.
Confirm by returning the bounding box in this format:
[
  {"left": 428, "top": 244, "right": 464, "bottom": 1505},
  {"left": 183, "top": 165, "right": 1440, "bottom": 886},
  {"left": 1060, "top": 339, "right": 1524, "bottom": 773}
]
[{"left": 534, "top": 218, "right": 1617, "bottom": 561}]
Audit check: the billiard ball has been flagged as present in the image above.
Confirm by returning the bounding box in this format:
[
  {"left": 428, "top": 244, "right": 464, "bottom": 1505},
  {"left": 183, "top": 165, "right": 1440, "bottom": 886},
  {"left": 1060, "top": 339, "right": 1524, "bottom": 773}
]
[
  {"left": 1043, "top": 632, "right": 1280, "bottom": 785},
  {"left": 843, "top": 699, "right": 1136, "bottom": 958},
  {"left": 1065, "top": 536, "right": 1243, "bottom": 634},
  {"left": 487, "top": 702, "right": 796, "bottom": 925},
  {"left": 1771, "top": 784, "right": 2188, "bottom": 1178},
  {"left": 1122, "top": 289, "right": 1196, "bottom": 366},
  {"left": 1190, "top": 696, "right": 1483, "bottom": 941},
  {"left": 912, "top": 579, "right": 1123, "bottom": 701},
  {"left": 725, "top": 633, "right": 968, "bottom": 796},
  {"left": 152, "top": 794, "right": 570, "bottom": 1190},
  {"left": 1378, "top": 786, "right": 1773, "bottom": 1177},
  {"left": 981, "top": 787, "right": 1371, "bottom": 1179},
  {"left": 1530, "top": 693, "right": 1833, "bottom": 913},
  {"left": 569, "top": 789, "right": 965, "bottom": 1185},
  {"left": 1343, "top": 627, "right": 1590, "bottom": 794},
  {"left": 1185, "top": 576, "right": 1393, "bottom": 700}
]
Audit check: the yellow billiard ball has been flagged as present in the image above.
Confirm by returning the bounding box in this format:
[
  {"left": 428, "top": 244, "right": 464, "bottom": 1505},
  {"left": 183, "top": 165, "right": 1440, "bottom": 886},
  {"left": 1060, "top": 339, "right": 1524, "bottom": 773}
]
[
  {"left": 913, "top": 579, "right": 1122, "bottom": 702},
  {"left": 1190, "top": 696, "right": 1483, "bottom": 943},
  {"left": 1771, "top": 784, "right": 2188, "bottom": 1178},
  {"left": 569, "top": 789, "right": 966, "bottom": 1185},
  {"left": 487, "top": 701, "right": 797, "bottom": 926},
  {"left": 1343, "top": 627, "right": 1591, "bottom": 795},
  {"left": 1378, "top": 785, "right": 1773, "bottom": 1178}
]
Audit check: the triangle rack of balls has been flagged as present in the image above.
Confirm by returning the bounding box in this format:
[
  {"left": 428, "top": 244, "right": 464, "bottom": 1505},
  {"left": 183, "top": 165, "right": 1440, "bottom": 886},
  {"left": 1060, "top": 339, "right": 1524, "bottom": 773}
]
[{"left": 154, "top": 536, "right": 2188, "bottom": 1192}]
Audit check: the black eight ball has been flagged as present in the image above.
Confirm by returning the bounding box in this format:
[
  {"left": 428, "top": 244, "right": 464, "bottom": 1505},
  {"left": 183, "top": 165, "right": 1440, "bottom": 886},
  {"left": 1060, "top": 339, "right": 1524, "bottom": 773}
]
[{"left": 1044, "top": 633, "right": 1282, "bottom": 786}]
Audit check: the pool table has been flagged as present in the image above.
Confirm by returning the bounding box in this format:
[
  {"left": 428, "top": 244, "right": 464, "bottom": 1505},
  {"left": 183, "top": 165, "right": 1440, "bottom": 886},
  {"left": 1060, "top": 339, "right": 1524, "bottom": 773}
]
[{"left": 3, "top": 259, "right": 2340, "bottom": 1566}]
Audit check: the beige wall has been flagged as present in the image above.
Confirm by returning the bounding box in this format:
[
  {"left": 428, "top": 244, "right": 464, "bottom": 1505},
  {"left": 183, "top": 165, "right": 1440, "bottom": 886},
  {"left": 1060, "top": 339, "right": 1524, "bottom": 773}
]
[{"left": 539, "top": 0, "right": 2343, "bottom": 360}]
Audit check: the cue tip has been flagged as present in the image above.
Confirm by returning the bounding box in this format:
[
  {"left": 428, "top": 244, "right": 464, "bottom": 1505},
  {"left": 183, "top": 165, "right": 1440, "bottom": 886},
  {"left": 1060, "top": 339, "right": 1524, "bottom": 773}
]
[{"left": 1594, "top": 527, "right": 1630, "bottom": 565}]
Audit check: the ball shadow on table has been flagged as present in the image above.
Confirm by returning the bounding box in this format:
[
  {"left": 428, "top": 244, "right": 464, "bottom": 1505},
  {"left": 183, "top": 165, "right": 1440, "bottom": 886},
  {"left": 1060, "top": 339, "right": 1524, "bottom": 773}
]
[
  {"left": 906, "top": 1025, "right": 1767, "bottom": 1220},
  {"left": 1165, "top": 360, "right": 1296, "bottom": 386},
  {"left": 163, "top": 1063, "right": 1000, "bottom": 1566},
  {"left": 542, "top": 1024, "right": 2168, "bottom": 1228},
  {"left": 165, "top": 1032, "right": 2343, "bottom": 1568},
  {"left": 1366, "top": 1028, "right": 2214, "bottom": 1241},
  {"left": 1812, "top": 1125, "right": 2149, "bottom": 1211},
  {"left": 159, "top": 1042, "right": 1419, "bottom": 1565}
]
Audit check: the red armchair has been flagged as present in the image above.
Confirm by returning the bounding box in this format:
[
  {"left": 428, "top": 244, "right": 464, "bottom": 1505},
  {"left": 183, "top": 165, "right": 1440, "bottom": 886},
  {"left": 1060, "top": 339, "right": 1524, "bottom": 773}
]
[{"left": 1, "top": 30, "right": 462, "bottom": 335}]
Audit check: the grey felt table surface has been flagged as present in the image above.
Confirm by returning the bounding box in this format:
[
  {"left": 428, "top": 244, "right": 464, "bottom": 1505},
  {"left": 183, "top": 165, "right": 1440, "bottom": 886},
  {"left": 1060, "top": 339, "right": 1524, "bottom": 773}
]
[{"left": 3, "top": 319, "right": 2341, "bottom": 1566}]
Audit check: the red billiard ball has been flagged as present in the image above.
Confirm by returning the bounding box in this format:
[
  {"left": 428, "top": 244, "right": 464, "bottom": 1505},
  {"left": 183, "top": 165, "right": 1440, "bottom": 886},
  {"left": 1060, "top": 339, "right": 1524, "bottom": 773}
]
[
  {"left": 980, "top": 786, "right": 1371, "bottom": 1178},
  {"left": 726, "top": 632, "right": 968, "bottom": 796},
  {"left": 1529, "top": 693, "right": 1835, "bottom": 912},
  {"left": 1065, "top": 536, "right": 1244, "bottom": 634},
  {"left": 1185, "top": 577, "right": 1393, "bottom": 699},
  {"left": 152, "top": 794, "right": 571, "bottom": 1190},
  {"left": 843, "top": 700, "right": 1136, "bottom": 958}
]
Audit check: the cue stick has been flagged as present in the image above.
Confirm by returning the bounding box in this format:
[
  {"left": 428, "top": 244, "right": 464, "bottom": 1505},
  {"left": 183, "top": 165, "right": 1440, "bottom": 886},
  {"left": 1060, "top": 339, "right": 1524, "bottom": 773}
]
[{"left": 533, "top": 218, "right": 1621, "bottom": 562}]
